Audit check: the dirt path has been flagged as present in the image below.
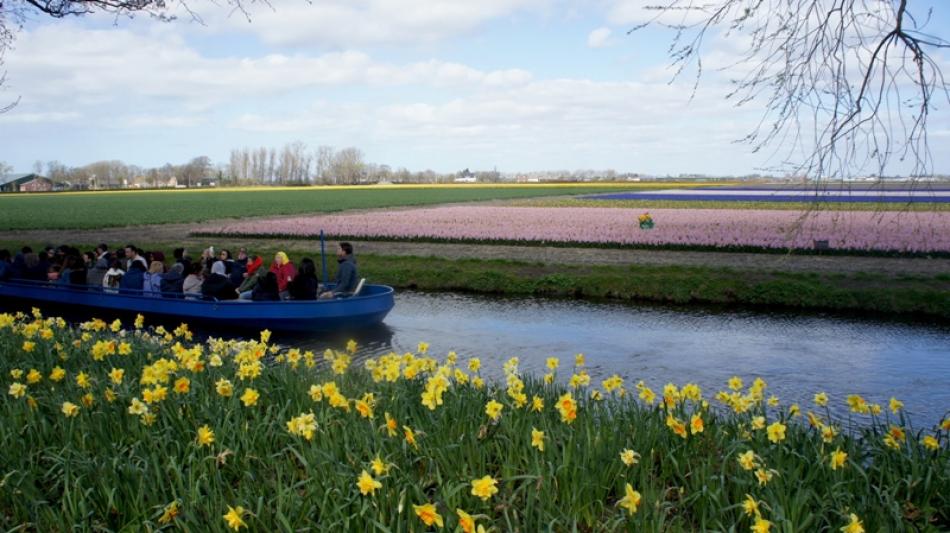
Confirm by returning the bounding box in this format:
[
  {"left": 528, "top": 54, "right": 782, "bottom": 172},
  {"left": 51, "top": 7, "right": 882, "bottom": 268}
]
[{"left": 10, "top": 219, "right": 950, "bottom": 276}]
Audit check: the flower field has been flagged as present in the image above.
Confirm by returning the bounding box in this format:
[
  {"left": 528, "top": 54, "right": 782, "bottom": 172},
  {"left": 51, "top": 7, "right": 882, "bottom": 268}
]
[
  {"left": 2, "top": 310, "right": 948, "bottom": 531},
  {"left": 198, "top": 206, "right": 950, "bottom": 254}
]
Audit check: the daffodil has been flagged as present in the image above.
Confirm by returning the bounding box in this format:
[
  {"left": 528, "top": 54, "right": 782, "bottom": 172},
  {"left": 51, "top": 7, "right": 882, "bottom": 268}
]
[
  {"left": 470, "top": 475, "right": 498, "bottom": 501},
  {"left": 61, "top": 401, "right": 79, "bottom": 417},
  {"left": 728, "top": 376, "right": 743, "bottom": 391},
  {"left": 531, "top": 428, "right": 545, "bottom": 452},
  {"left": 8, "top": 382, "right": 27, "bottom": 399},
  {"left": 223, "top": 505, "right": 246, "bottom": 530},
  {"left": 690, "top": 414, "right": 704, "bottom": 435},
  {"left": 173, "top": 377, "right": 190, "bottom": 394},
  {"left": 755, "top": 468, "right": 773, "bottom": 486},
  {"left": 840, "top": 513, "right": 864, "bottom": 533},
  {"left": 738, "top": 450, "right": 756, "bottom": 471},
  {"left": 830, "top": 448, "right": 847, "bottom": 470},
  {"left": 741, "top": 494, "right": 759, "bottom": 517},
  {"left": 457, "top": 509, "right": 476, "bottom": 533},
  {"left": 403, "top": 426, "right": 418, "bottom": 448},
  {"left": 109, "top": 368, "right": 124, "bottom": 385},
  {"left": 158, "top": 501, "right": 180, "bottom": 525},
  {"left": 752, "top": 516, "right": 772, "bottom": 533},
  {"left": 357, "top": 469, "right": 382, "bottom": 496},
  {"left": 766, "top": 421, "right": 786, "bottom": 443},
  {"left": 216, "top": 378, "right": 234, "bottom": 397},
  {"left": 813, "top": 392, "right": 828, "bottom": 406},
  {"left": 413, "top": 503, "right": 443, "bottom": 528},
  {"left": 485, "top": 399, "right": 503, "bottom": 421},
  {"left": 618, "top": 483, "right": 641, "bottom": 515},
  {"left": 371, "top": 455, "right": 390, "bottom": 476},
  {"left": 240, "top": 388, "right": 260, "bottom": 407},
  {"left": 196, "top": 425, "right": 215, "bottom": 447},
  {"left": 49, "top": 366, "right": 66, "bottom": 382},
  {"left": 620, "top": 448, "right": 640, "bottom": 466},
  {"left": 921, "top": 435, "right": 939, "bottom": 451},
  {"left": 26, "top": 369, "right": 41, "bottom": 384}
]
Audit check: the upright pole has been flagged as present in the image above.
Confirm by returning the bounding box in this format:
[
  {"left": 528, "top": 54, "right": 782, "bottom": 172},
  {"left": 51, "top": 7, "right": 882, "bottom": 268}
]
[{"left": 320, "top": 230, "right": 328, "bottom": 286}]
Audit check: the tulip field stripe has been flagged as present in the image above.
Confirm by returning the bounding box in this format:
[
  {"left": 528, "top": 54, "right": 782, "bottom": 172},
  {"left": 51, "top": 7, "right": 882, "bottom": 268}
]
[
  {"left": 195, "top": 206, "right": 950, "bottom": 254},
  {"left": 0, "top": 185, "right": 668, "bottom": 230}
]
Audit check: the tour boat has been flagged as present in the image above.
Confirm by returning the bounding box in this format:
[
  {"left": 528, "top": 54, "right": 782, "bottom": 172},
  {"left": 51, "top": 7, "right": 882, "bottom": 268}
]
[{"left": 0, "top": 278, "right": 395, "bottom": 332}]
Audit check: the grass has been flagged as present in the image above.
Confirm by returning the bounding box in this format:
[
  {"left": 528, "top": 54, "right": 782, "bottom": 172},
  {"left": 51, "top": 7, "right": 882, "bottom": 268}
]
[
  {"left": 1, "top": 313, "right": 947, "bottom": 531},
  {"left": 0, "top": 184, "right": 694, "bottom": 231},
  {"left": 514, "top": 198, "right": 950, "bottom": 211}
]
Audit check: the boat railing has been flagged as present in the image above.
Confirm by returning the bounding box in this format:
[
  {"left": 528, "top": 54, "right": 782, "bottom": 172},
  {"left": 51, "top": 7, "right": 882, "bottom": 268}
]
[{"left": 0, "top": 277, "right": 391, "bottom": 303}]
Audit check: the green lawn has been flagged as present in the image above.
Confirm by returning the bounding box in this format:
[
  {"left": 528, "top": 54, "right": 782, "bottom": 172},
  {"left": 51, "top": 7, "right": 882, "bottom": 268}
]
[{"left": 0, "top": 185, "right": 653, "bottom": 230}]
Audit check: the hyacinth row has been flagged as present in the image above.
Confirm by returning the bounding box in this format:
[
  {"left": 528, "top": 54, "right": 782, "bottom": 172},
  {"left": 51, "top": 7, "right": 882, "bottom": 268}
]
[
  {"left": 1, "top": 310, "right": 949, "bottom": 531},
  {"left": 197, "top": 206, "right": 950, "bottom": 253}
]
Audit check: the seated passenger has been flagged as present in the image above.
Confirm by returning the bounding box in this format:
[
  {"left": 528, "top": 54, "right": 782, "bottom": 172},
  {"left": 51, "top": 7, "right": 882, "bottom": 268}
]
[
  {"left": 103, "top": 260, "right": 125, "bottom": 292},
  {"left": 144, "top": 261, "right": 164, "bottom": 295},
  {"left": 87, "top": 244, "right": 110, "bottom": 287},
  {"left": 182, "top": 263, "right": 204, "bottom": 298},
  {"left": 119, "top": 261, "right": 146, "bottom": 294},
  {"left": 47, "top": 264, "right": 61, "bottom": 282},
  {"left": 320, "top": 242, "right": 359, "bottom": 298},
  {"left": 269, "top": 252, "right": 296, "bottom": 300},
  {"left": 161, "top": 263, "right": 185, "bottom": 297},
  {"left": 237, "top": 255, "right": 265, "bottom": 299},
  {"left": 0, "top": 249, "right": 11, "bottom": 281},
  {"left": 202, "top": 260, "right": 238, "bottom": 300},
  {"left": 251, "top": 271, "right": 281, "bottom": 301},
  {"left": 288, "top": 258, "right": 319, "bottom": 300}
]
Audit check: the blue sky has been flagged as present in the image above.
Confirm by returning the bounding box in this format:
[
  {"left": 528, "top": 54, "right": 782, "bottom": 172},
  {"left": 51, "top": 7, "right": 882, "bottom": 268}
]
[{"left": 1, "top": 0, "right": 948, "bottom": 176}]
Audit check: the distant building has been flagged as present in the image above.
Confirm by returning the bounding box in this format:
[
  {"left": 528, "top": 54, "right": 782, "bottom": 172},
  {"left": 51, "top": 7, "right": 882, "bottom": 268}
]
[
  {"left": 454, "top": 176, "right": 477, "bottom": 183},
  {"left": 0, "top": 173, "right": 55, "bottom": 193}
]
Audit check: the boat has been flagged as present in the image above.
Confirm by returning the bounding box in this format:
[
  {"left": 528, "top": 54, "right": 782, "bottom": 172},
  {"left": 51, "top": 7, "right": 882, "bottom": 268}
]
[{"left": 0, "top": 278, "right": 395, "bottom": 332}]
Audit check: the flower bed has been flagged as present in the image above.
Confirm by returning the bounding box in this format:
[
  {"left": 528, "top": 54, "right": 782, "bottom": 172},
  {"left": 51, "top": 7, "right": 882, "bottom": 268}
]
[
  {"left": 1, "top": 310, "right": 948, "bottom": 530},
  {"left": 196, "top": 206, "right": 950, "bottom": 254}
]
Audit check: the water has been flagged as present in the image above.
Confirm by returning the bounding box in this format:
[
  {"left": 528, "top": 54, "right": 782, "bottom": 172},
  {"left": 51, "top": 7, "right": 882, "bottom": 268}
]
[{"left": 285, "top": 291, "right": 950, "bottom": 425}]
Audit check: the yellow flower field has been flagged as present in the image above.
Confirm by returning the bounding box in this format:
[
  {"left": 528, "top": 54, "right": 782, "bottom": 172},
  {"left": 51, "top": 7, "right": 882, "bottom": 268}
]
[{"left": 0, "top": 309, "right": 947, "bottom": 531}]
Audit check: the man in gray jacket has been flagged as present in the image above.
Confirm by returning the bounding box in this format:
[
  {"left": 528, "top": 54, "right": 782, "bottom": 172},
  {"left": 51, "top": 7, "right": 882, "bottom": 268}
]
[
  {"left": 320, "top": 242, "right": 358, "bottom": 298},
  {"left": 87, "top": 244, "right": 111, "bottom": 287}
]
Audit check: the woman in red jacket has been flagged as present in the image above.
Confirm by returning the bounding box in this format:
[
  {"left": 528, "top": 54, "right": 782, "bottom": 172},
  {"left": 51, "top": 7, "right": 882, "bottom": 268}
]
[{"left": 269, "top": 251, "right": 297, "bottom": 300}]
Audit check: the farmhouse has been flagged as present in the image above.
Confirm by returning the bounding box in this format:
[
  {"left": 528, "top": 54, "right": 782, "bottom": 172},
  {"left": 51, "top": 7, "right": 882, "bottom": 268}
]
[{"left": 0, "top": 173, "right": 55, "bottom": 192}]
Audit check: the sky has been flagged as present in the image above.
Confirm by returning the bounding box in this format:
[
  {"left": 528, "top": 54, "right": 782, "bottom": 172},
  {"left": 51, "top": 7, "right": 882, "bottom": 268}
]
[{"left": 0, "top": 0, "right": 948, "bottom": 176}]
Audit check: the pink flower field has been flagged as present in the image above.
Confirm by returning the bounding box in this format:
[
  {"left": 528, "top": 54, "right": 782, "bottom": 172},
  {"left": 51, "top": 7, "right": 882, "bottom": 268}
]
[{"left": 200, "top": 206, "right": 950, "bottom": 252}]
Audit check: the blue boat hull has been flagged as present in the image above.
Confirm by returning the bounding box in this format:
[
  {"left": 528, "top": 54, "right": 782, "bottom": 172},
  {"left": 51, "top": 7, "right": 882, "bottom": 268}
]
[{"left": 0, "top": 280, "right": 395, "bottom": 332}]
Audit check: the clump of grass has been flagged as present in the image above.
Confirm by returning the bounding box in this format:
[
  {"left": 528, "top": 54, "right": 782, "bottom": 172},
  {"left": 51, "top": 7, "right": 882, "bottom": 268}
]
[{"left": 1, "top": 310, "right": 948, "bottom": 531}]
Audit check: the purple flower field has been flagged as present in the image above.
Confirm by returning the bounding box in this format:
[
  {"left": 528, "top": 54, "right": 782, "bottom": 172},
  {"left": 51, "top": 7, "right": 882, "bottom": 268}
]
[{"left": 203, "top": 206, "right": 950, "bottom": 252}]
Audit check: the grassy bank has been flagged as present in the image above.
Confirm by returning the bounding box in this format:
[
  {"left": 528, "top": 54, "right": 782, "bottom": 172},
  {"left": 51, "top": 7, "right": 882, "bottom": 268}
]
[
  {"left": 355, "top": 255, "right": 950, "bottom": 320},
  {"left": 1, "top": 312, "right": 947, "bottom": 530}
]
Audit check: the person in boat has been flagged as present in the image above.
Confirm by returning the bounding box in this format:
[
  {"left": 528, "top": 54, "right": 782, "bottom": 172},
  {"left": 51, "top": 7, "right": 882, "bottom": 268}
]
[
  {"left": 102, "top": 260, "right": 124, "bottom": 293},
  {"left": 237, "top": 255, "right": 265, "bottom": 300},
  {"left": 269, "top": 252, "right": 297, "bottom": 301},
  {"left": 11, "top": 246, "right": 30, "bottom": 279},
  {"left": 47, "top": 264, "right": 61, "bottom": 282},
  {"left": 288, "top": 258, "right": 319, "bottom": 300},
  {"left": 119, "top": 261, "right": 146, "bottom": 294},
  {"left": 160, "top": 263, "right": 186, "bottom": 297},
  {"left": 144, "top": 261, "right": 164, "bottom": 295},
  {"left": 0, "top": 249, "right": 11, "bottom": 281},
  {"left": 23, "top": 252, "right": 48, "bottom": 282},
  {"left": 173, "top": 247, "right": 192, "bottom": 273},
  {"left": 125, "top": 245, "right": 147, "bottom": 271},
  {"left": 202, "top": 260, "right": 238, "bottom": 301},
  {"left": 87, "top": 244, "right": 110, "bottom": 287},
  {"left": 251, "top": 271, "right": 281, "bottom": 301},
  {"left": 182, "top": 262, "right": 204, "bottom": 298},
  {"left": 61, "top": 254, "right": 87, "bottom": 285},
  {"left": 319, "top": 242, "right": 358, "bottom": 299}
]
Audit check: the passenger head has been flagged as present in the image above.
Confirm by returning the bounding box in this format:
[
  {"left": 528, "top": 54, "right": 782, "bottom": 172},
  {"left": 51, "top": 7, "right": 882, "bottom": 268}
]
[
  {"left": 173, "top": 247, "right": 185, "bottom": 260},
  {"left": 125, "top": 244, "right": 137, "bottom": 258},
  {"left": 96, "top": 243, "right": 108, "bottom": 255},
  {"left": 338, "top": 242, "right": 353, "bottom": 259},
  {"left": 110, "top": 259, "right": 123, "bottom": 271},
  {"left": 237, "top": 247, "right": 248, "bottom": 260},
  {"left": 149, "top": 261, "right": 164, "bottom": 274},
  {"left": 219, "top": 249, "right": 231, "bottom": 261},
  {"left": 188, "top": 262, "right": 204, "bottom": 276},
  {"left": 260, "top": 271, "right": 278, "bottom": 291},
  {"left": 21, "top": 246, "right": 33, "bottom": 255},
  {"left": 275, "top": 251, "right": 289, "bottom": 265},
  {"left": 299, "top": 258, "right": 316, "bottom": 278},
  {"left": 82, "top": 251, "right": 95, "bottom": 264},
  {"left": 211, "top": 260, "right": 227, "bottom": 277},
  {"left": 169, "top": 263, "right": 184, "bottom": 276}
]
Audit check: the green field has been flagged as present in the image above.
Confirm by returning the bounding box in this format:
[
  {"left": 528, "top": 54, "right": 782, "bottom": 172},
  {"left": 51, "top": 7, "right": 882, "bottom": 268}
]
[{"left": 0, "top": 185, "right": 655, "bottom": 230}]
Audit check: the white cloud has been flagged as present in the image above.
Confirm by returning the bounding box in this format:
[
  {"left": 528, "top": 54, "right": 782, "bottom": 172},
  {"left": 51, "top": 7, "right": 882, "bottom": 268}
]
[
  {"left": 196, "top": 0, "right": 551, "bottom": 47},
  {"left": 0, "top": 110, "right": 81, "bottom": 123},
  {"left": 586, "top": 27, "right": 612, "bottom": 48}
]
